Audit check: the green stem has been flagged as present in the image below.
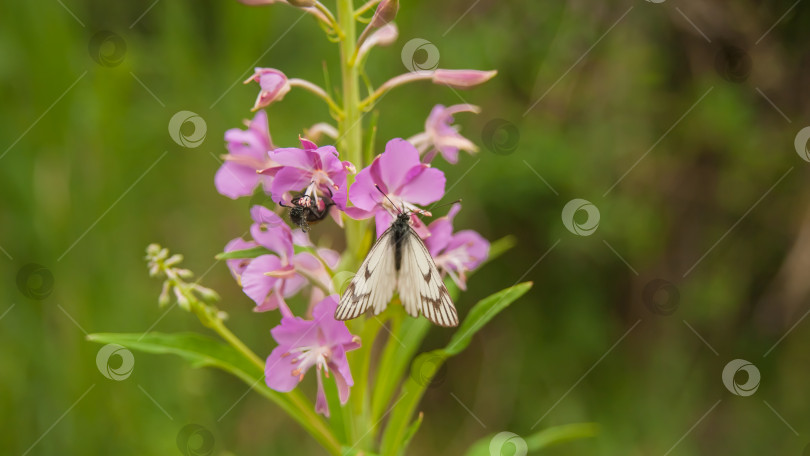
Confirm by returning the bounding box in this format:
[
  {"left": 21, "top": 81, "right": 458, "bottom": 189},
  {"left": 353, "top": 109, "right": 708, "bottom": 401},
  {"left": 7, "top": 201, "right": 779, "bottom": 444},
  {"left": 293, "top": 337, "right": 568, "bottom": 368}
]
[
  {"left": 210, "top": 317, "right": 264, "bottom": 370},
  {"left": 337, "top": 0, "right": 366, "bottom": 267}
]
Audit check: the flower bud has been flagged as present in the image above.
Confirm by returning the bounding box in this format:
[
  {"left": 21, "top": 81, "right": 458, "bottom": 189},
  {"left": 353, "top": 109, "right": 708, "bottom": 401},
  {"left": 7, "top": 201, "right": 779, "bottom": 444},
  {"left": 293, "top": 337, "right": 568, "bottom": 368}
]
[
  {"left": 244, "top": 68, "right": 291, "bottom": 111},
  {"left": 432, "top": 69, "right": 497, "bottom": 89},
  {"left": 371, "top": 0, "right": 399, "bottom": 28},
  {"left": 288, "top": 0, "right": 316, "bottom": 6}
]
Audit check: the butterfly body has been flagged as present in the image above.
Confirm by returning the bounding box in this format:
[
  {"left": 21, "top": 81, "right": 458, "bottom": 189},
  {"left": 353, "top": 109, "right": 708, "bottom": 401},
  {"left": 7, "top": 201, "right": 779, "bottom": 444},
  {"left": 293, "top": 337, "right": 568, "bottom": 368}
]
[{"left": 336, "top": 212, "right": 458, "bottom": 326}]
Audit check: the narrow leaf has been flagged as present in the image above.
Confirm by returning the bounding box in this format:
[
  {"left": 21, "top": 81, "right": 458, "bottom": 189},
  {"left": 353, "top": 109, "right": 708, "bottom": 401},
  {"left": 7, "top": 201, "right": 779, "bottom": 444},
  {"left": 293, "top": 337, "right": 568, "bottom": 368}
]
[
  {"left": 445, "top": 282, "right": 532, "bottom": 356},
  {"left": 86, "top": 332, "right": 342, "bottom": 455},
  {"left": 215, "top": 246, "right": 272, "bottom": 260},
  {"left": 463, "top": 423, "right": 600, "bottom": 456}
]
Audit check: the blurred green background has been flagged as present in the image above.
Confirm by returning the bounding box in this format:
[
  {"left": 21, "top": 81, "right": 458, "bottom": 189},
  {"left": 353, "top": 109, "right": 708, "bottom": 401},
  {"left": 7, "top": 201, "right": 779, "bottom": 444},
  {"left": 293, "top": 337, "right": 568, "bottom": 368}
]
[{"left": 3, "top": 0, "right": 810, "bottom": 454}]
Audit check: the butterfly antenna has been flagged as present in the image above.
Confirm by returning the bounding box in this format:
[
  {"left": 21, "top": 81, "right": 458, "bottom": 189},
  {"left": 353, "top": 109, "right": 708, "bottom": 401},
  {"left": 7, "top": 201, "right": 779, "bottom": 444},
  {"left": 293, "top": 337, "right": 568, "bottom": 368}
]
[
  {"left": 374, "top": 184, "right": 403, "bottom": 214},
  {"left": 430, "top": 198, "right": 462, "bottom": 211}
]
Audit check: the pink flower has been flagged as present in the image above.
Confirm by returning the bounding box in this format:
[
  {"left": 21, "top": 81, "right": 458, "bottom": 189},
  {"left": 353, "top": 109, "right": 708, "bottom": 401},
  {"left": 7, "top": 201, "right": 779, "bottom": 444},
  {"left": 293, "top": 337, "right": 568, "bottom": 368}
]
[
  {"left": 425, "top": 203, "right": 489, "bottom": 290},
  {"left": 268, "top": 137, "right": 354, "bottom": 212},
  {"left": 239, "top": 206, "right": 334, "bottom": 315},
  {"left": 223, "top": 237, "right": 258, "bottom": 283},
  {"left": 244, "top": 68, "right": 291, "bottom": 111},
  {"left": 265, "top": 295, "right": 361, "bottom": 417},
  {"left": 410, "top": 104, "right": 480, "bottom": 164},
  {"left": 215, "top": 110, "right": 276, "bottom": 199},
  {"left": 348, "top": 138, "right": 446, "bottom": 238}
]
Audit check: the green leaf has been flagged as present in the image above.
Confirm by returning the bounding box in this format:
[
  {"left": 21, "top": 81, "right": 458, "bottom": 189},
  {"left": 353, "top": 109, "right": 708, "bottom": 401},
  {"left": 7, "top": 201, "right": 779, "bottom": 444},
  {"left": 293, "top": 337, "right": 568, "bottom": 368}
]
[
  {"left": 445, "top": 282, "right": 532, "bottom": 356},
  {"left": 398, "top": 411, "right": 424, "bottom": 456},
  {"left": 86, "top": 332, "right": 342, "bottom": 455},
  {"left": 463, "top": 423, "right": 600, "bottom": 456},
  {"left": 87, "top": 332, "right": 260, "bottom": 377},
  {"left": 215, "top": 246, "right": 272, "bottom": 260},
  {"left": 379, "top": 282, "right": 533, "bottom": 456}
]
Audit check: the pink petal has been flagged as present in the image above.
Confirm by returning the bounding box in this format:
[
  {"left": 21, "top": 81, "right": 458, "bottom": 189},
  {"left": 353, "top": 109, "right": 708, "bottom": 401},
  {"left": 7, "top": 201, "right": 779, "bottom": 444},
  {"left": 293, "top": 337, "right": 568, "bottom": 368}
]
[
  {"left": 397, "top": 166, "right": 445, "bottom": 205},
  {"left": 448, "top": 230, "right": 490, "bottom": 269},
  {"left": 265, "top": 345, "right": 303, "bottom": 393},
  {"left": 215, "top": 162, "right": 260, "bottom": 199},
  {"left": 299, "top": 137, "right": 318, "bottom": 151},
  {"left": 224, "top": 238, "right": 258, "bottom": 280},
  {"left": 432, "top": 69, "right": 497, "bottom": 89},
  {"left": 329, "top": 346, "right": 353, "bottom": 404},
  {"left": 348, "top": 165, "right": 381, "bottom": 211},
  {"left": 271, "top": 167, "right": 313, "bottom": 204},
  {"left": 317, "top": 248, "right": 340, "bottom": 269},
  {"left": 379, "top": 139, "right": 421, "bottom": 191},
  {"left": 271, "top": 147, "right": 318, "bottom": 169},
  {"left": 241, "top": 255, "right": 283, "bottom": 309},
  {"left": 375, "top": 210, "right": 394, "bottom": 239},
  {"left": 250, "top": 206, "right": 293, "bottom": 259},
  {"left": 315, "top": 370, "right": 329, "bottom": 417},
  {"left": 270, "top": 315, "right": 319, "bottom": 346}
]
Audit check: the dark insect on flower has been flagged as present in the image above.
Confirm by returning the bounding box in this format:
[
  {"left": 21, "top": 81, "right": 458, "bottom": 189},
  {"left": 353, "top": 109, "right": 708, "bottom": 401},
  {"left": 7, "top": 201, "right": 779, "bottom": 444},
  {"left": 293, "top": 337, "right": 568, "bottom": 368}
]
[{"left": 283, "top": 193, "right": 334, "bottom": 232}]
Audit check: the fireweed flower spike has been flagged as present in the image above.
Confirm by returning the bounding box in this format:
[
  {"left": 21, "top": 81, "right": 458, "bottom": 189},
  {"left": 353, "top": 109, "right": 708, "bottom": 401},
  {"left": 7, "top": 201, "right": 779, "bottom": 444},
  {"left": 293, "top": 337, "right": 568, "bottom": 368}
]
[
  {"left": 265, "top": 295, "right": 361, "bottom": 417},
  {"left": 240, "top": 206, "right": 334, "bottom": 315},
  {"left": 425, "top": 203, "right": 489, "bottom": 290},
  {"left": 347, "top": 138, "right": 445, "bottom": 238},
  {"left": 99, "top": 2, "right": 538, "bottom": 455},
  {"left": 409, "top": 104, "right": 480, "bottom": 164},
  {"left": 215, "top": 110, "right": 277, "bottom": 199}
]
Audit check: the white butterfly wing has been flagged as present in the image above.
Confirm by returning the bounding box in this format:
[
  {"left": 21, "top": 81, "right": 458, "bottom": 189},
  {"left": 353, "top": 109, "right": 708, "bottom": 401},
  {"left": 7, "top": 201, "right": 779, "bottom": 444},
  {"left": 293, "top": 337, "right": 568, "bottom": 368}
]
[
  {"left": 398, "top": 228, "right": 459, "bottom": 327},
  {"left": 336, "top": 228, "right": 397, "bottom": 320}
]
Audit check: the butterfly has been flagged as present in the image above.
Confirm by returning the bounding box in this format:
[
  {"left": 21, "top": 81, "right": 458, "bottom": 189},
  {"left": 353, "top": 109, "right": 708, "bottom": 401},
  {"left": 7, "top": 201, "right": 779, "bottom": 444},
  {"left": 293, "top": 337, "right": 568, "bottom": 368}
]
[
  {"left": 335, "top": 208, "right": 458, "bottom": 327},
  {"left": 282, "top": 193, "right": 334, "bottom": 232}
]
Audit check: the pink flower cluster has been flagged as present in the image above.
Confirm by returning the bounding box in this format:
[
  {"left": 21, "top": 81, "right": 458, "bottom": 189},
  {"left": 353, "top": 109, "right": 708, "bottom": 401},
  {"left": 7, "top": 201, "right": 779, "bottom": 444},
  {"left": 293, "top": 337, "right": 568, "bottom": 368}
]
[{"left": 216, "top": 68, "right": 490, "bottom": 416}]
